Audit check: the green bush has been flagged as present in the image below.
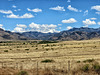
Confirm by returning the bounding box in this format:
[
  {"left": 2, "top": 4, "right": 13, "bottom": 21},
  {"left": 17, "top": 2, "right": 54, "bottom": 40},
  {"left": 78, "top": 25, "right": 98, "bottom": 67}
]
[
  {"left": 82, "top": 64, "right": 89, "bottom": 72},
  {"left": 4, "top": 50, "right": 8, "bottom": 52},
  {"left": 83, "top": 59, "right": 94, "bottom": 63},
  {"left": 17, "top": 71, "right": 28, "bottom": 75},
  {"left": 93, "top": 64, "right": 100, "bottom": 71},
  {"left": 46, "top": 49, "right": 49, "bottom": 51},
  {"left": 10, "top": 49, "right": 12, "bottom": 50},
  {"left": 32, "top": 46, "right": 34, "bottom": 47},
  {"left": 38, "top": 41, "right": 58, "bottom": 44},
  {"left": 41, "top": 59, "right": 54, "bottom": 63},
  {"left": 35, "top": 48, "right": 38, "bottom": 50},
  {"left": 23, "top": 43, "right": 26, "bottom": 44},
  {"left": 46, "top": 44, "right": 49, "bottom": 46},
  {"left": 25, "top": 49, "right": 29, "bottom": 51},
  {"left": 76, "top": 61, "right": 81, "bottom": 63}
]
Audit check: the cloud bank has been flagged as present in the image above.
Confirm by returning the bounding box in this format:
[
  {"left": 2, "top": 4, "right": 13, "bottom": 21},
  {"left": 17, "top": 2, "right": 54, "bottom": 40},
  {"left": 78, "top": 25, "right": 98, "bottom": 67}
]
[
  {"left": 62, "top": 18, "right": 77, "bottom": 23},
  {"left": 50, "top": 6, "right": 65, "bottom": 11}
]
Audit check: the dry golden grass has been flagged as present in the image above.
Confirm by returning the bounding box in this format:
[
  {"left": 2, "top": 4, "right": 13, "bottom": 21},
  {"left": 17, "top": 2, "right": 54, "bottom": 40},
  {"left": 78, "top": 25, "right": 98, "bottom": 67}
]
[{"left": 0, "top": 39, "right": 100, "bottom": 75}]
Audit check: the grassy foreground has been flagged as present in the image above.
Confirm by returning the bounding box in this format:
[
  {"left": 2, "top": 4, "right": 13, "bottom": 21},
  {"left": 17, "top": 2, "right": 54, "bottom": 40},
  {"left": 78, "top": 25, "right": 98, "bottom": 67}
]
[{"left": 0, "top": 40, "right": 100, "bottom": 75}]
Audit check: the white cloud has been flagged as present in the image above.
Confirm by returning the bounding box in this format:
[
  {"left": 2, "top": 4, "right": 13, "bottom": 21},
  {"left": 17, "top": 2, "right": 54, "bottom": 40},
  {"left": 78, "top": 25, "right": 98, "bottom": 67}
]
[
  {"left": 27, "top": 8, "right": 42, "bottom": 12},
  {"left": 62, "top": 18, "right": 77, "bottom": 23},
  {"left": 14, "top": 10, "right": 17, "bottom": 12},
  {"left": 6, "top": 13, "right": 34, "bottom": 18},
  {"left": 18, "top": 9, "right": 21, "bottom": 11},
  {"left": 84, "top": 10, "right": 88, "bottom": 16},
  {"left": 13, "top": 24, "right": 27, "bottom": 33},
  {"left": 91, "top": 5, "right": 100, "bottom": 11},
  {"left": 83, "top": 19, "right": 96, "bottom": 27},
  {"left": 29, "top": 22, "right": 58, "bottom": 33},
  {"left": 29, "top": 22, "right": 40, "bottom": 29},
  {"left": 91, "top": 5, "right": 100, "bottom": 15},
  {"left": 67, "top": 26, "right": 73, "bottom": 30},
  {"left": 67, "top": 5, "right": 81, "bottom": 12},
  {"left": 0, "top": 24, "right": 3, "bottom": 28},
  {"left": 7, "top": 14, "right": 19, "bottom": 18},
  {"left": 13, "top": 22, "right": 59, "bottom": 33},
  {"left": 67, "top": 0, "right": 71, "bottom": 2},
  {"left": 90, "top": 18, "right": 97, "bottom": 20},
  {"left": 79, "top": 10, "right": 82, "bottom": 12},
  {"left": 49, "top": 6, "right": 65, "bottom": 11},
  {"left": 12, "top": 5, "right": 16, "bottom": 8},
  {"left": 98, "top": 22, "right": 100, "bottom": 25},
  {"left": 20, "top": 13, "right": 34, "bottom": 18},
  {"left": 59, "top": 27, "right": 61, "bottom": 29},
  {"left": 96, "top": 12, "right": 100, "bottom": 15},
  {"left": 58, "top": 24, "right": 62, "bottom": 26},
  {"left": 14, "top": 9, "right": 21, "bottom": 12},
  {"left": 0, "top": 10, "right": 13, "bottom": 14},
  {"left": 13, "top": 27, "right": 26, "bottom": 33},
  {"left": 17, "top": 24, "right": 27, "bottom": 28},
  {"left": 0, "top": 24, "right": 5, "bottom": 30}
]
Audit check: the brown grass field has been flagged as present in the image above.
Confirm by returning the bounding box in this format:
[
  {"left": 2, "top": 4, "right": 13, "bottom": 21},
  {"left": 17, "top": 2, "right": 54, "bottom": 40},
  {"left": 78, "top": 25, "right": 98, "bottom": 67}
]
[{"left": 0, "top": 39, "right": 100, "bottom": 75}]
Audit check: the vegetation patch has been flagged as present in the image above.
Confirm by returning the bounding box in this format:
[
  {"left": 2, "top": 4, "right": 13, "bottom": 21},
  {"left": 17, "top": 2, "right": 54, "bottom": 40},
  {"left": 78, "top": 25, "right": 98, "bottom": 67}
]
[
  {"left": 76, "top": 61, "right": 81, "bottom": 63},
  {"left": 93, "top": 64, "right": 100, "bottom": 72},
  {"left": 25, "top": 49, "right": 29, "bottom": 51},
  {"left": 17, "top": 71, "right": 28, "bottom": 75},
  {"left": 38, "top": 41, "right": 58, "bottom": 44},
  {"left": 83, "top": 59, "right": 95, "bottom": 63},
  {"left": 41, "top": 59, "right": 54, "bottom": 63},
  {"left": 4, "top": 50, "right": 8, "bottom": 52},
  {"left": 81, "top": 64, "right": 89, "bottom": 72}
]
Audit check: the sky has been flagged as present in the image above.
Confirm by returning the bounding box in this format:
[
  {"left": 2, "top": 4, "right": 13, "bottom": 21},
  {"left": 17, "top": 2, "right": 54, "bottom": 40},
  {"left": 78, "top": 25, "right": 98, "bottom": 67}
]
[{"left": 0, "top": 0, "right": 100, "bottom": 33}]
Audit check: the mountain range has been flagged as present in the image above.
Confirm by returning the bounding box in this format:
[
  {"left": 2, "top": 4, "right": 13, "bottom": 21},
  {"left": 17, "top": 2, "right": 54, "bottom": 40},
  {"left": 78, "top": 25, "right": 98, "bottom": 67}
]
[{"left": 1, "top": 27, "right": 100, "bottom": 41}]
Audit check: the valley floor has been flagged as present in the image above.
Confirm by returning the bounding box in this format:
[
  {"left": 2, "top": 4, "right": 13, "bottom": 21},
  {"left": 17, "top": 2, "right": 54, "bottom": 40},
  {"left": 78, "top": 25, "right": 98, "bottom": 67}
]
[{"left": 0, "top": 40, "right": 100, "bottom": 75}]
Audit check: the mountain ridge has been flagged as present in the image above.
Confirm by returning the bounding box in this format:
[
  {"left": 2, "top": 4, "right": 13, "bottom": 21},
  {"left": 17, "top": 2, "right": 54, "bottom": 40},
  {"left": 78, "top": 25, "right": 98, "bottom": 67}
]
[{"left": 1, "top": 27, "right": 100, "bottom": 41}]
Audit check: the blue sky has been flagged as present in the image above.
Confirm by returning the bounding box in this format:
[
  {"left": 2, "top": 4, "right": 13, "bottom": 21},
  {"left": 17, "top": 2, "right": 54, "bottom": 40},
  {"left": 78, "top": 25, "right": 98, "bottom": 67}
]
[{"left": 0, "top": 0, "right": 100, "bottom": 33}]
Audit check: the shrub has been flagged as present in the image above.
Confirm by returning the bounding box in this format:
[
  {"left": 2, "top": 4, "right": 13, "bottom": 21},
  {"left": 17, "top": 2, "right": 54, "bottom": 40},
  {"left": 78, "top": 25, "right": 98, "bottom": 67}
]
[
  {"left": 4, "top": 50, "right": 8, "bottom": 52},
  {"left": 76, "top": 61, "right": 81, "bottom": 63},
  {"left": 25, "top": 49, "right": 29, "bottom": 51},
  {"left": 46, "top": 44, "right": 49, "bottom": 46},
  {"left": 41, "top": 59, "right": 54, "bottom": 63},
  {"left": 46, "top": 49, "right": 49, "bottom": 51},
  {"left": 83, "top": 59, "right": 94, "bottom": 63},
  {"left": 23, "top": 43, "right": 26, "bottom": 44},
  {"left": 35, "top": 48, "right": 38, "bottom": 50},
  {"left": 38, "top": 41, "right": 58, "bottom": 44},
  {"left": 17, "top": 71, "right": 28, "bottom": 75},
  {"left": 32, "top": 46, "right": 34, "bottom": 47},
  {"left": 10, "top": 49, "right": 12, "bottom": 50},
  {"left": 82, "top": 64, "right": 89, "bottom": 72},
  {"left": 51, "top": 48, "right": 54, "bottom": 50},
  {"left": 93, "top": 64, "right": 100, "bottom": 72}
]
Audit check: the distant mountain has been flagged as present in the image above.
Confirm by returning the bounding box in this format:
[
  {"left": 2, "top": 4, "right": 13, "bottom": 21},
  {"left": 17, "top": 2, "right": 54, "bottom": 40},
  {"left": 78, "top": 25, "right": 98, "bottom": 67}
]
[
  {"left": 68, "top": 27, "right": 100, "bottom": 32},
  {"left": 21, "top": 27, "right": 100, "bottom": 41},
  {"left": 21, "top": 31, "right": 55, "bottom": 40},
  {"left": 0, "top": 28, "right": 28, "bottom": 41},
  {"left": 1, "top": 27, "right": 100, "bottom": 41},
  {"left": 49, "top": 27, "right": 100, "bottom": 40}
]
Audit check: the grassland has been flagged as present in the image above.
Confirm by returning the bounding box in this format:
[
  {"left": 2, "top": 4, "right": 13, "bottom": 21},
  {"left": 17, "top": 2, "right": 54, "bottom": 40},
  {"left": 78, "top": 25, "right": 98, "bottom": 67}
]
[{"left": 0, "top": 40, "right": 100, "bottom": 75}]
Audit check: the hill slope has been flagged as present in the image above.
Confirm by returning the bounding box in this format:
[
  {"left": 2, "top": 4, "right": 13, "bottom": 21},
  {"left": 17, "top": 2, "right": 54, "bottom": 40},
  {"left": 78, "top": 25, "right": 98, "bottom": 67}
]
[
  {"left": 0, "top": 28, "right": 28, "bottom": 40},
  {"left": 22, "top": 27, "right": 100, "bottom": 41},
  {"left": 48, "top": 27, "right": 100, "bottom": 40},
  {"left": 1, "top": 27, "right": 100, "bottom": 40}
]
